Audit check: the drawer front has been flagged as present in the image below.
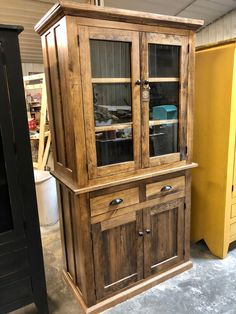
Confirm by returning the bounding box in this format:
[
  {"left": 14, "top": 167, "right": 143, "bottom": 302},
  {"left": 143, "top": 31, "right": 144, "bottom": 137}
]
[
  {"left": 231, "top": 204, "right": 236, "bottom": 218},
  {"left": 146, "top": 176, "right": 185, "bottom": 201},
  {"left": 90, "top": 187, "right": 139, "bottom": 217}
]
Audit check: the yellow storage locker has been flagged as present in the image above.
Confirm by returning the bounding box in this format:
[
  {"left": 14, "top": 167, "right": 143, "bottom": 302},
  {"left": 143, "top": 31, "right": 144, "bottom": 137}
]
[{"left": 192, "top": 40, "right": 236, "bottom": 258}]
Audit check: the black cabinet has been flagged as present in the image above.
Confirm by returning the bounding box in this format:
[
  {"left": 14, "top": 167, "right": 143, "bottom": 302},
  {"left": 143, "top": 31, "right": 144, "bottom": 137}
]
[{"left": 0, "top": 25, "right": 48, "bottom": 313}]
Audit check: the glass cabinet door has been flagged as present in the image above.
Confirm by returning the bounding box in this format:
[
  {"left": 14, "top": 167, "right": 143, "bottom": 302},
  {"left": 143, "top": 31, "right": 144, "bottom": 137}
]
[
  {"left": 141, "top": 33, "right": 188, "bottom": 168},
  {"left": 79, "top": 27, "right": 141, "bottom": 179}
]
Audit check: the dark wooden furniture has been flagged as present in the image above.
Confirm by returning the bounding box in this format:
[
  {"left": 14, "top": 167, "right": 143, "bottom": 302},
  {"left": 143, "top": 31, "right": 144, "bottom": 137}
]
[
  {"left": 35, "top": 2, "right": 203, "bottom": 313},
  {"left": 0, "top": 25, "right": 48, "bottom": 313}
]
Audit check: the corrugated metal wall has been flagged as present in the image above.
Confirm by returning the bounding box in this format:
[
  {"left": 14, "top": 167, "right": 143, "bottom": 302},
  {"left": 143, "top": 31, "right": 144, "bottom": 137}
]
[
  {"left": 21, "top": 63, "right": 44, "bottom": 76},
  {"left": 196, "top": 8, "right": 236, "bottom": 46}
]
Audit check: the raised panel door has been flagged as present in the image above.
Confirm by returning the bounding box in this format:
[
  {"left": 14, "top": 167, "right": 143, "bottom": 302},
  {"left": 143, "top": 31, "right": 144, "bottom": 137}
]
[
  {"left": 143, "top": 198, "right": 185, "bottom": 277},
  {"left": 91, "top": 211, "right": 143, "bottom": 300}
]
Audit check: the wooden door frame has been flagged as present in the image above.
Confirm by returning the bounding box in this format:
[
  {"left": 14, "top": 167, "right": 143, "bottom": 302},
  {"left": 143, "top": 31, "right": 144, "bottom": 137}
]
[
  {"left": 143, "top": 198, "right": 185, "bottom": 278},
  {"left": 79, "top": 26, "right": 141, "bottom": 179},
  {"left": 141, "top": 32, "right": 189, "bottom": 168}
]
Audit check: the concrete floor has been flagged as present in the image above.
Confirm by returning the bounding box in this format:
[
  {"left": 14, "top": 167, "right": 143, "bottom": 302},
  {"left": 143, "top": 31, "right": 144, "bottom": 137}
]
[{"left": 11, "top": 223, "right": 236, "bottom": 314}]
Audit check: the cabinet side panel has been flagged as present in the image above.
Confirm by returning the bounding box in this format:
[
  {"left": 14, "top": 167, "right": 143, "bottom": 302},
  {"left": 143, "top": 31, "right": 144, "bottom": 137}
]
[
  {"left": 60, "top": 185, "right": 77, "bottom": 283},
  {"left": 42, "top": 20, "right": 78, "bottom": 182},
  {"left": 192, "top": 44, "right": 235, "bottom": 257}
]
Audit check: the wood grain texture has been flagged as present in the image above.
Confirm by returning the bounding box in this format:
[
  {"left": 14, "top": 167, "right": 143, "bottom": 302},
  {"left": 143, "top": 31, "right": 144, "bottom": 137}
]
[
  {"left": 51, "top": 162, "right": 197, "bottom": 194},
  {"left": 75, "top": 16, "right": 191, "bottom": 35},
  {"left": 90, "top": 187, "right": 139, "bottom": 217},
  {"left": 146, "top": 176, "right": 185, "bottom": 200},
  {"left": 92, "top": 210, "right": 143, "bottom": 300},
  {"left": 35, "top": 1, "right": 203, "bottom": 35}
]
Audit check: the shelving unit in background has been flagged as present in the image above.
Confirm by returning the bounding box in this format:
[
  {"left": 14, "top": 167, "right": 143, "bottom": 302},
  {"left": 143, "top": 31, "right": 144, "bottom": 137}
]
[{"left": 23, "top": 73, "right": 51, "bottom": 170}]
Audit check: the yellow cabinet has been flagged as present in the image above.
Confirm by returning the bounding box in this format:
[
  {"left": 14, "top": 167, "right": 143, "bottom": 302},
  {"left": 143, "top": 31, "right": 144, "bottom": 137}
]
[{"left": 192, "top": 40, "right": 236, "bottom": 258}]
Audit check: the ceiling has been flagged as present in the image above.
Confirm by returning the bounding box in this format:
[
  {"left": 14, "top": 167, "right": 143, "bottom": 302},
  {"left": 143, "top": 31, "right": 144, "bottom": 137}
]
[{"left": 0, "top": 0, "right": 235, "bottom": 63}]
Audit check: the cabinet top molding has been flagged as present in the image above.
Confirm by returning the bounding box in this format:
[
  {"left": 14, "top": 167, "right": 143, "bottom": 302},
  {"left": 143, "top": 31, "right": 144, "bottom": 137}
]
[{"left": 35, "top": 0, "right": 204, "bottom": 35}]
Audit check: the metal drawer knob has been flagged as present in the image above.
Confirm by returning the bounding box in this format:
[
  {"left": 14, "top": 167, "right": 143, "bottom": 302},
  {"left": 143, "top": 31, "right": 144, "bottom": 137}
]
[
  {"left": 146, "top": 229, "right": 151, "bottom": 234},
  {"left": 138, "top": 231, "right": 144, "bottom": 236},
  {"left": 160, "top": 185, "right": 173, "bottom": 192},
  {"left": 110, "top": 198, "right": 123, "bottom": 206}
]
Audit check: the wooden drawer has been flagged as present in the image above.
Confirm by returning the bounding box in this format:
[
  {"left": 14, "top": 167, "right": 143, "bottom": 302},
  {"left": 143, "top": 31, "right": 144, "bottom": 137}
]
[
  {"left": 146, "top": 176, "right": 185, "bottom": 202},
  {"left": 231, "top": 204, "right": 236, "bottom": 218},
  {"left": 90, "top": 187, "right": 139, "bottom": 217}
]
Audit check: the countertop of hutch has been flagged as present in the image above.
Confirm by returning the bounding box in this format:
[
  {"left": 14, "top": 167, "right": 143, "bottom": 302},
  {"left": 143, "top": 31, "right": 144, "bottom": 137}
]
[
  {"left": 51, "top": 162, "right": 198, "bottom": 194},
  {"left": 35, "top": 0, "right": 204, "bottom": 35}
]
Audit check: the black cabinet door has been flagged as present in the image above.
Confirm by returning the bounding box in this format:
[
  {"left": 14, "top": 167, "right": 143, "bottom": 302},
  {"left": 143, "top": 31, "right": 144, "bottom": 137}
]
[{"left": 0, "top": 26, "right": 48, "bottom": 313}]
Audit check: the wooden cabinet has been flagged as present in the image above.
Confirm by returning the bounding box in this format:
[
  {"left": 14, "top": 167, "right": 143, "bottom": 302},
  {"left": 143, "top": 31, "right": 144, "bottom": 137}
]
[
  {"left": 0, "top": 25, "right": 48, "bottom": 313},
  {"left": 35, "top": 2, "right": 202, "bottom": 313},
  {"left": 191, "top": 40, "right": 236, "bottom": 258}
]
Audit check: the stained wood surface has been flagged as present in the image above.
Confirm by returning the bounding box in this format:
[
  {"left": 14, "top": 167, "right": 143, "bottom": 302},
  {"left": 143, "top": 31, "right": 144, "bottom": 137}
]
[
  {"left": 146, "top": 176, "right": 185, "bottom": 200},
  {"left": 92, "top": 210, "right": 143, "bottom": 300},
  {"left": 35, "top": 1, "right": 203, "bottom": 35},
  {"left": 143, "top": 198, "right": 184, "bottom": 277},
  {"left": 51, "top": 162, "right": 197, "bottom": 194},
  {"left": 90, "top": 187, "right": 139, "bottom": 217}
]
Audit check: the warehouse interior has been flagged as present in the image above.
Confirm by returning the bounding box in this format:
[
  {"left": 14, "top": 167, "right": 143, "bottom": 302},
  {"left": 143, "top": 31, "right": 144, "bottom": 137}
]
[{"left": 0, "top": 0, "right": 236, "bottom": 313}]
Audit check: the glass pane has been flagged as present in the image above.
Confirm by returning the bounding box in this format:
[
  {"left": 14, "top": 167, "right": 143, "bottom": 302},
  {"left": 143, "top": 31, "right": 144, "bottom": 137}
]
[
  {"left": 149, "top": 44, "right": 180, "bottom": 77},
  {"left": 149, "top": 82, "right": 179, "bottom": 120},
  {"left": 149, "top": 82, "right": 179, "bottom": 157},
  {"left": 96, "top": 128, "right": 133, "bottom": 166},
  {"left": 0, "top": 132, "right": 13, "bottom": 233},
  {"left": 90, "top": 40, "right": 131, "bottom": 78},
  {"left": 93, "top": 83, "right": 132, "bottom": 126},
  {"left": 149, "top": 123, "right": 178, "bottom": 157}
]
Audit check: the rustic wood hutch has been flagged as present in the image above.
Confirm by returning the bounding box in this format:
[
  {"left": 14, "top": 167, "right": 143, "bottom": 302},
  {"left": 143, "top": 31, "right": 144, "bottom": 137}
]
[{"left": 35, "top": 2, "right": 203, "bottom": 313}]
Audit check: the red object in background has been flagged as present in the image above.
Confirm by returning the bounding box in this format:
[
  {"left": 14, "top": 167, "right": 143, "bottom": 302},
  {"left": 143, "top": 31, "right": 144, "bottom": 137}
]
[{"left": 28, "top": 118, "right": 36, "bottom": 130}]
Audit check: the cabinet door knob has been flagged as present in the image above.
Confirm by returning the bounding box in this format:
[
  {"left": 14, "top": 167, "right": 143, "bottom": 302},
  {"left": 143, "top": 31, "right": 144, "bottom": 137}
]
[
  {"left": 135, "top": 79, "right": 141, "bottom": 85},
  {"left": 160, "top": 185, "right": 173, "bottom": 192},
  {"left": 146, "top": 229, "right": 151, "bottom": 234},
  {"left": 138, "top": 231, "right": 144, "bottom": 236},
  {"left": 144, "top": 79, "right": 149, "bottom": 85},
  {"left": 110, "top": 198, "right": 123, "bottom": 206}
]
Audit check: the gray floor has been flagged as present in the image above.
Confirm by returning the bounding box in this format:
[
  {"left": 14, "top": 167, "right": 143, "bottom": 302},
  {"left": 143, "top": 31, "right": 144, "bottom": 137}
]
[{"left": 12, "top": 223, "right": 236, "bottom": 314}]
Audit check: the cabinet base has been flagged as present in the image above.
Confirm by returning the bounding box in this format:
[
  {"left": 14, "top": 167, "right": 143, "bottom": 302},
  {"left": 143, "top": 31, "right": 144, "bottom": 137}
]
[{"left": 63, "top": 261, "right": 193, "bottom": 314}]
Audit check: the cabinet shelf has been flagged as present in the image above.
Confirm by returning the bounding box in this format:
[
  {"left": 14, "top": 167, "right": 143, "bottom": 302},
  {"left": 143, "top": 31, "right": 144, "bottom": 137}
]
[
  {"left": 96, "top": 137, "right": 132, "bottom": 143},
  {"left": 95, "top": 122, "right": 132, "bottom": 132},
  {"left": 149, "top": 77, "right": 179, "bottom": 83},
  {"left": 92, "top": 78, "right": 131, "bottom": 84},
  {"left": 149, "top": 119, "right": 178, "bottom": 126}
]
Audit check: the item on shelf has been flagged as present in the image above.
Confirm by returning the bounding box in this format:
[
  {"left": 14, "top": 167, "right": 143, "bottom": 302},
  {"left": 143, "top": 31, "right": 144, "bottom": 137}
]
[
  {"left": 24, "top": 73, "right": 51, "bottom": 170},
  {"left": 28, "top": 118, "right": 37, "bottom": 130},
  {"left": 152, "top": 105, "right": 177, "bottom": 120}
]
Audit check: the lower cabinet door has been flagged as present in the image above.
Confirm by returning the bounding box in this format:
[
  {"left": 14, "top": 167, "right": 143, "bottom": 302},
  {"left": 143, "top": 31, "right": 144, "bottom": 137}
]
[
  {"left": 91, "top": 210, "right": 143, "bottom": 300},
  {"left": 143, "top": 198, "right": 185, "bottom": 277}
]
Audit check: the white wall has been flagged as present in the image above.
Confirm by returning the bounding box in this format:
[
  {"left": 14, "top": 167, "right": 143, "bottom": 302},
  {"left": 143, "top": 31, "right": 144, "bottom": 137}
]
[
  {"left": 21, "top": 63, "right": 44, "bottom": 77},
  {"left": 196, "top": 9, "right": 236, "bottom": 47}
]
